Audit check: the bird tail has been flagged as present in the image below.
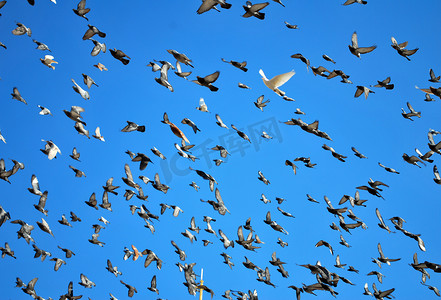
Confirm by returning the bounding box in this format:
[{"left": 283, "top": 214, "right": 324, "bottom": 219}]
[{"left": 256, "top": 12, "right": 265, "bottom": 20}]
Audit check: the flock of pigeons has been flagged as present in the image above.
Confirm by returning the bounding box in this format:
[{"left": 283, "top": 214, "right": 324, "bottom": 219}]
[{"left": 0, "top": 0, "right": 440, "bottom": 299}]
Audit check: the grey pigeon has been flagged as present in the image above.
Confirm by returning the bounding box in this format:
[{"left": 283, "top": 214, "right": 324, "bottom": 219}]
[
  {"left": 167, "top": 49, "right": 194, "bottom": 67},
  {"left": 243, "top": 1, "right": 269, "bottom": 20},
  {"left": 221, "top": 58, "right": 248, "bottom": 72},
  {"left": 401, "top": 102, "right": 421, "bottom": 121},
  {"left": 343, "top": 0, "right": 367, "bottom": 5},
  {"left": 391, "top": 36, "right": 418, "bottom": 61},
  {"left": 79, "top": 273, "right": 95, "bottom": 288},
  {"left": 254, "top": 95, "right": 270, "bottom": 111},
  {"left": 12, "top": 22, "right": 31, "bottom": 36},
  {"left": 82, "top": 24, "right": 106, "bottom": 40},
  {"left": 82, "top": 74, "right": 99, "bottom": 88},
  {"left": 33, "top": 39, "right": 51, "bottom": 51},
  {"left": 192, "top": 71, "right": 220, "bottom": 92},
  {"left": 197, "top": 0, "right": 232, "bottom": 14},
  {"left": 73, "top": 0, "right": 90, "bottom": 20},
  {"left": 71, "top": 125, "right": 89, "bottom": 141},
  {"left": 110, "top": 48, "right": 131, "bottom": 65},
  {"left": 11, "top": 87, "right": 27, "bottom": 104},
  {"left": 349, "top": 31, "right": 376, "bottom": 58},
  {"left": 89, "top": 38, "right": 106, "bottom": 56}
]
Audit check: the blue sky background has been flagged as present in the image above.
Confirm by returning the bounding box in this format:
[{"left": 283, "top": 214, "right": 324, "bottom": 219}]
[{"left": 1, "top": 0, "right": 441, "bottom": 299}]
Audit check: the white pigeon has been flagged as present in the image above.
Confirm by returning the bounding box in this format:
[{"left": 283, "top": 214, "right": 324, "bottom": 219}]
[
  {"left": 98, "top": 216, "right": 110, "bottom": 225},
  {"left": 92, "top": 127, "right": 105, "bottom": 142},
  {"left": 41, "top": 139, "right": 61, "bottom": 160},
  {"left": 196, "top": 98, "right": 209, "bottom": 112},
  {"left": 259, "top": 69, "right": 295, "bottom": 96},
  {"left": 38, "top": 105, "right": 52, "bottom": 116},
  {"left": 40, "top": 55, "right": 58, "bottom": 70},
  {"left": 72, "top": 79, "right": 90, "bottom": 100}
]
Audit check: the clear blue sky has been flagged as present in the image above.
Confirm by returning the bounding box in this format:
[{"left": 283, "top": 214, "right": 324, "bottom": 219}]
[{"left": 1, "top": 0, "right": 441, "bottom": 299}]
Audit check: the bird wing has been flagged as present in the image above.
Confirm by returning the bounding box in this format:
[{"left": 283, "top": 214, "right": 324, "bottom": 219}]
[
  {"left": 27, "top": 277, "right": 38, "bottom": 290},
  {"left": 77, "top": 0, "right": 86, "bottom": 9},
  {"left": 351, "top": 32, "right": 358, "bottom": 48},
  {"left": 190, "top": 216, "right": 197, "bottom": 228},
  {"left": 315, "top": 240, "right": 325, "bottom": 247},
  {"left": 88, "top": 192, "right": 97, "bottom": 205},
  {"left": 160, "top": 62, "right": 171, "bottom": 81},
  {"left": 377, "top": 243, "right": 385, "bottom": 258},
  {"left": 0, "top": 159, "right": 5, "bottom": 172},
  {"left": 162, "top": 112, "right": 170, "bottom": 124},
  {"left": 390, "top": 36, "right": 398, "bottom": 47},
  {"left": 415, "top": 85, "right": 432, "bottom": 94},
  {"left": 71, "top": 105, "right": 85, "bottom": 115},
  {"left": 266, "top": 211, "right": 271, "bottom": 223},
  {"left": 197, "top": 0, "right": 216, "bottom": 14},
  {"left": 175, "top": 60, "right": 183, "bottom": 73},
  {"left": 154, "top": 173, "right": 161, "bottom": 185},
  {"left": 398, "top": 41, "right": 408, "bottom": 48},
  {"left": 379, "top": 288, "right": 395, "bottom": 298},
  {"left": 268, "top": 70, "right": 295, "bottom": 88},
  {"left": 218, "top": 229, "right": 228, "bottom": 241},
  {"left": 434, "top": 165, "right": 441, "bottom": 180},
  {"left": 351, "top": 147, "right": 361, "bottom": 155},
  {"left": 417, "top": 236, "right": 426, "bottom": 252},
  {"left": 250, "top": 2, "right": 269, "bottom": 12},
  {"left": 256, "top": 95, "right": 264, "bottom": 104},
  {"left": 102, "top": 190, "right": 109, "bottom": 204},
  {"left": 343, "top": 0, "right": 356, "bottom": 5},
  {"left": 401, "top": 48, "right": 418, "bottom": 56},
  {"left": 323, "top": 196, "right": 333, "bottom": 208},
  {"left": 407, "top": 102, "right": 416, "bottom": 113},
  {"left": 258, "top": 69, "right": 268, "bottom": 81},
  {"left": 31, "top": 175, "right": 40, "bottom": 191},
  {"left": 237, "top": 226, "right": 244, "bottom": 241},
  {"left": 375, "top": 208, "right": 386, "bottom": 226},
  {"left": 49, "top": 142, "right": 61, "bottom": 158},
  {"left": 265, "top": 267, "right": 271, "bottom": 280},
  {"left": 203, "top": 71, "right": 220, "bottom": 83},
  {"left": 12, "top": 25, "right": 26, "bottom": 35},
  {"left": 106, "top": 259, "right": 114, "bottom": 271},
  {"left": 82, "top": 27, "right": 95, "bottom": 40},
  {"left": 357, "top": 46, "right": 377, "bottom": 54},
  {"left": 354, "top": 86, "right": 364, "bottom": 98},
  {"left": 13, "top": 87, "right": 21, "bottom": 97},
  {"left": 80, "top": 273, "right": 88, "bottom": 284},
  {"left": 124, "top": 164, "right": 134, "bottom": 181},
  {"left": 106, "top": 177, "right": 114, "bottom": 186},
  {"left": 215, "top": 113, "right": 222, "bottom": 124},
  {"left": 215, "top": 188, "right": 224, "bottom": 205},
  {"left": 151, "top": 275, "right": 157, "bottom": 288}
]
